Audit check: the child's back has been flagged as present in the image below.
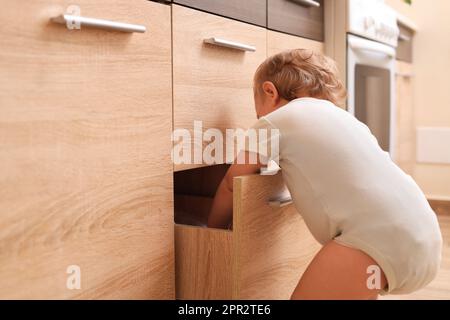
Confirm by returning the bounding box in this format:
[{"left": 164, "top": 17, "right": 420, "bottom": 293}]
[{"left": 252, "top": 96, "right": 442, "bottom": 295}]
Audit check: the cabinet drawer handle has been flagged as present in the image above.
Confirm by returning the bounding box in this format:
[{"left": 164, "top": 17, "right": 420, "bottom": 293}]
[
  {"left": 291, "top": 0, "right": 321, "bottom": 8},
  {"left": 51, "top": 14, "right": 146, "bottom": 33},
  {"left": 260, "top": 160, "right": 280, "bottom": 176},
  {"left": 203, "top": 37, "right": 256, "bottom": 52},
  {"left": 349, "top": 36, "right": 396, "bottom": 58},
  {"left": 396, "top": 72, "right": 414, "bottom": 78},
  {"left": 260, "top": 167, "right": 280, "bottom": 175},
  {"left": 268, "top": 197, "right": 293, "bottom": 208},
  {"left": 398, "top": 34, "right": 411, "bottom": 42}
]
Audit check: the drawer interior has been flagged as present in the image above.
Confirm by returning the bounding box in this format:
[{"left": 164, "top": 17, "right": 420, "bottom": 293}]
[{"left": 174, "top": 164, "right": 230, "bottom": 227}]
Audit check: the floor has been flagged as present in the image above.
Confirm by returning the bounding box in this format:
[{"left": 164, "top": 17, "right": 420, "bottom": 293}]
[{"left": 380, "top": 215, "right": 450, "bottom": 300}]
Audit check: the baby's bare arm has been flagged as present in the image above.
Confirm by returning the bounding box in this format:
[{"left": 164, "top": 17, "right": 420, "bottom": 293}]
[{"left": 207, "top": 152, "right": 263, "bottom": 229}]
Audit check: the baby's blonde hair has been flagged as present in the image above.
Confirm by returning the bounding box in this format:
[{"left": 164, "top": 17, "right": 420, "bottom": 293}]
[{"left": 254, "top": 49, "right": 347, "bottom": 107}]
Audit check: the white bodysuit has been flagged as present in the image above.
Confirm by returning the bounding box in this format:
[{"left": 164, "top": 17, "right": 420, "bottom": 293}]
[{"left": 248, "top": 97, "right": 442, "bottom": 295}]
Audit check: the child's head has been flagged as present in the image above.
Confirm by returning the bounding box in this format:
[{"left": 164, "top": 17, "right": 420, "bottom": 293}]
[{"left": 253, "top": 49, "right": 347, "bottom": 118}]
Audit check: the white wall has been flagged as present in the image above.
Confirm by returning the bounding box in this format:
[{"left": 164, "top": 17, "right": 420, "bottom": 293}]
[{"left": 387, "top": 0, "right": 450, "bottom": 199}]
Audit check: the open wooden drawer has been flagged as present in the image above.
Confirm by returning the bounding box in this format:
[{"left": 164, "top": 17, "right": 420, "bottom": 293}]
[{"left": 174, "top": 165, "right": 321, "bottom": 299}]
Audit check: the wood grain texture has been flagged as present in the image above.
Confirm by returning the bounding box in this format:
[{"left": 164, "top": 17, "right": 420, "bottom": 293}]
[
  {"left": 395, "top": 61, "right": 415, "bottom": 175},
  {"left": 268, "top": 0, "right": 324, "bottom": 41},
  {"left": 232, "top": 173, "right": 321, "bottom": 299},
  {"left": 0, "top": 0, "right": 174, "bottom": 299},
  {"left": 175, "top": 173, "right": 320, "bottom": 299},
  {"left": 175, "top": 225, "right": 233, "bottom": 299},
  {"left": 324, "top": 0, "right": 348, "bottom": 100},
  {"left": 429, "top": 199, "right": 450, "bottom": 217},
  {"left": 172, "top": 5, "right": 266, "bottom": 171},
  {"left": 268, "top": 30, "right": 324, "bottom": 56},
  {"left": 173, "top": 0, "right": 267, "bottom": 27}
]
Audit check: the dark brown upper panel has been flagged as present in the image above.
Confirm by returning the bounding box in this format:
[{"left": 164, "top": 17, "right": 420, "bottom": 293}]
[
  {"left": 268, "top": 0, "right": 324, "bottom": 41},
  {"left": 173, "top": 0, "right": 267, "bottom": 27}
]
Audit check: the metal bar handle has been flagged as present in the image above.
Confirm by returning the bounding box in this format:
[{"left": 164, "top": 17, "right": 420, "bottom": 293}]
[
  {"left": 51, "top": 14, "right": 146, "bottom": 33},
  {"left": 203, "top": 37, "right": 256, "bottom": 52},
  {"left": 260, "top": 160, "right": 281, "bottom": 176},
  {"left": 396, "top": 72, "right": 414, "bottom": 78},
  {"left": 398, "top": 34, "right": 411, "bottom": 42},
  {"left": 260, "top": 167, "right": 280, "bottom": 176},
  {"left": 349, "top": 36, "right": 396, "bottom": 58},
  {"left": 268, "top": 197, "right": 293, "bottom": 208},
  {"left": 291, "top": 0, "right": 321, "bottom": 8}
]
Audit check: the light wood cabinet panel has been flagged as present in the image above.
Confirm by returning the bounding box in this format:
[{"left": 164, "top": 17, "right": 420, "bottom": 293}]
[
  {"left": 395, "top": 61, "right": 415, "bottom": 175},
  {"left": 172, "top": 5, "right": 267, "bottom": 171},
  {"left": 175, "top": 173, "right": 321, "bottom": 299},
  {"left": 268, "top": 30, "right": 325, "bottom": 56},
  {"left": 0, "top": 0, "right": 174, "bottom": 299},
  {"left": 175, "top": 225, "right": 233, "bottom": 299}
]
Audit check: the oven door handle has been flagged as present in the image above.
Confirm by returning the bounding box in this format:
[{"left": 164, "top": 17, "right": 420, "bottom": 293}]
[{"left": 349, "top": 37, "right": 396, "bottom": 58}]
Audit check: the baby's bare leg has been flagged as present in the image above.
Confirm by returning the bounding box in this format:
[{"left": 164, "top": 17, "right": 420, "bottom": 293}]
[{"left": 291, "top": 240, "right": 387, "bottom": 300}]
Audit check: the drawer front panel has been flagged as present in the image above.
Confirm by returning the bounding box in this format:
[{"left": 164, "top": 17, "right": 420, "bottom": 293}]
[
  {"left": 268, "top": 30, "right": 325, "bottom": 56},
  {"left": 0, "top": 0, "right": 174, "bottom": 299},
  {"left": 173, "top": 5, "right": 266, "bottom": 171},
  {"left": 173, "top": 0, "right": 267, "bottom": 27},
  {"left": 175, "top": 225, "right": 233, "bottom": 299},
  {"left": 233, "top": 173, "right": 321, "bottom": 299},
  {"left": 268, "top": 0, "right": 324, "bottom": 41}
]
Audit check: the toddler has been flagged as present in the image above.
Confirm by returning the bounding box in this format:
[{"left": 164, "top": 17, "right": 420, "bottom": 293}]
[{"left": 207, "top": 49, "right": 442, "bottom": 299}]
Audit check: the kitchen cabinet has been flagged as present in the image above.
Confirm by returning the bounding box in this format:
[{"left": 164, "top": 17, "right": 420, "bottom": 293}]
[
  {"left": 268, "top": 0, "right": 325, "bottom": 41},
  {"left": 0, "top": 0, "right": 328, "bottom": 300},
  {"left": 0, "top": 0, "right": 174, "bottom": 299},
  {"left": 172, "top": 18, "right": 326, "bottom": 301},
  {"left": 268, "top": 29, "right": 325, "bottom": 56},
  {"left": 395, "top": 61, "right": 415, "bottom": 175},
  {"left": 173, "top": 0, "right": 267, "bottom": 27},
  {"left": 172, "top": 5, "right": 266, "bottom": 171},
  {"left": 174, "top": 168, "right": 321, "bottom": 299}
]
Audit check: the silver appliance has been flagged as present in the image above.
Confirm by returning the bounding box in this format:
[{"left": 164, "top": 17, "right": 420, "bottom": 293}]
[{"left": 346, "top": 0, "right": 399, "bottom": 155}]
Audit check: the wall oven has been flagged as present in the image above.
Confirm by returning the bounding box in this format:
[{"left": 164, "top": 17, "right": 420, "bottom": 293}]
[
  {"left": 347, "top": 34, "right": 396, "bottom": 154},
  {"left": 346, "top": 0, "right": 399, "bottom": 156}
]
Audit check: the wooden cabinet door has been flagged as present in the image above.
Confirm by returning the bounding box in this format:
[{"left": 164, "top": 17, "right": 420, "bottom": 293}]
[
  {"left": 0, "top": 0, "right": 174, "bottom": 299},
  {"left": 232, "top": 173, "right": 320, "bottom": 299},
  {"left": 172, "top": 5, "right": 266, "bottom": 171},
  {"left": 174, "top": 172, "right": 320, "bottom": 300},
  {"left": 268, "top": 30, "right": 324, "bottom": 56},
  {"left": 175, "top": 224, "right": 233, "bottom": 299},
  {"left": 268, "top": 0, "right": 324, "bottom": 41},
  {"left": 173, "top": 0, "right": 267, "bottom": 27}
]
